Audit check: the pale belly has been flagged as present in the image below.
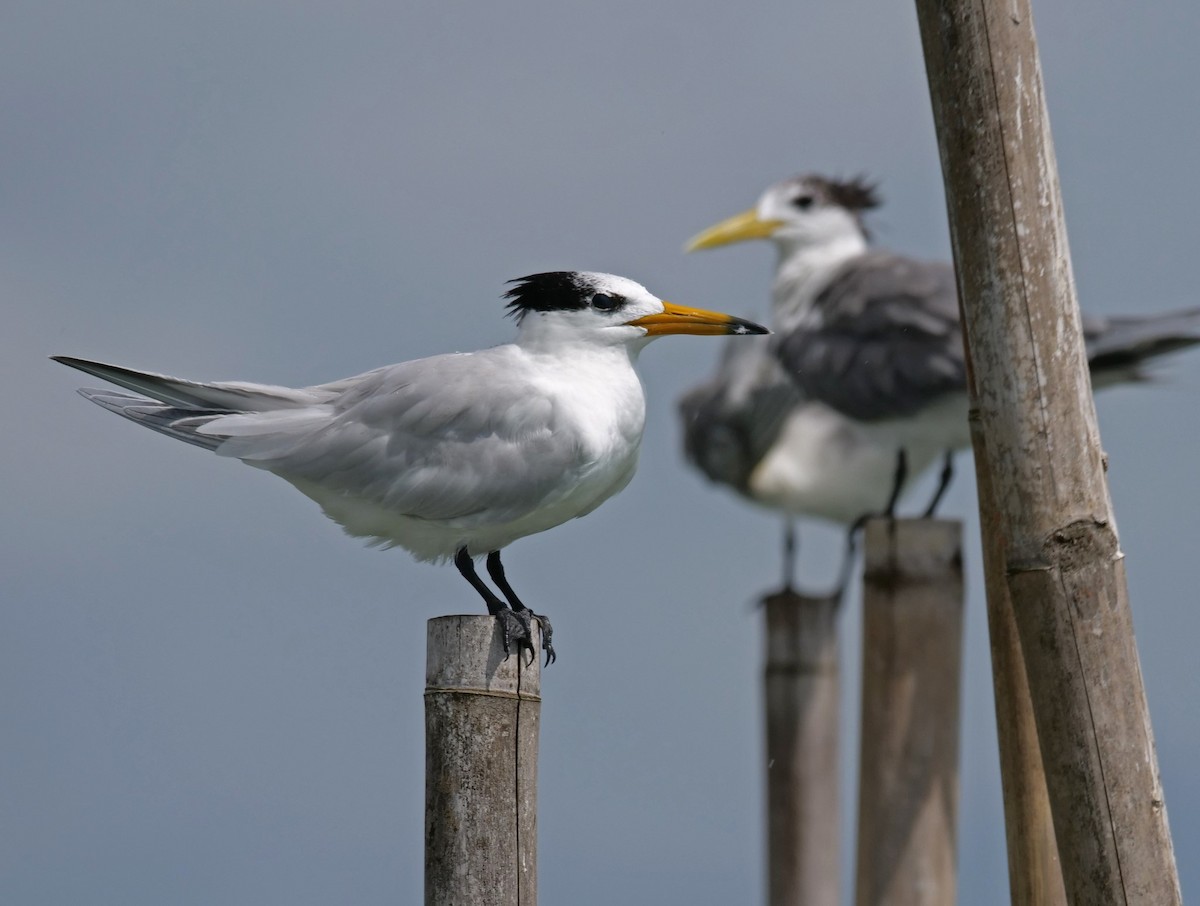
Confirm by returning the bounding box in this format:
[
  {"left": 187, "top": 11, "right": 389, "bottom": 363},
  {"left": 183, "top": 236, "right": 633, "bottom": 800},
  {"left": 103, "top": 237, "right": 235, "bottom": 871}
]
[{"left": 747, "top": 402, "right": 958, "bottom": 526}]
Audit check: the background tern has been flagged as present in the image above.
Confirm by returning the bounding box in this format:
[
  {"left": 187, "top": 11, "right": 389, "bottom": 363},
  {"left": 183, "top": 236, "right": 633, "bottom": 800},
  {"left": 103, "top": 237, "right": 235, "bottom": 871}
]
[
  {"left": 680, "top": 174, "right": 1200, "bottom": 593},
  {"left": 54, "top": 271, "right": 767, "bottom": 663}
]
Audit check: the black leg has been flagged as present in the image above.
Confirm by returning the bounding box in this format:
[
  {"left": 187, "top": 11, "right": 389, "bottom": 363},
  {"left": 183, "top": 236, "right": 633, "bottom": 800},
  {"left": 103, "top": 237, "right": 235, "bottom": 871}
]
[
  {"left": 922, "top": 449, "right": 955, "bottom": 518},
  {"left": 842, "top": 449, "right": 906, "bottom": 598},
  {"left": 487, "top": 551, "right": 555, "bottom": 666},
  {"left": 781, "top": 520, "right": 798, "bottom": 593},
  {"left": 765, "top": 519, "right": 851, "bottom": 602},
  {"left": 831, "top": 517, "right": 866, "bottom": 602},
  {"left": 455, "top": 547, "right": 507, "bottom": 615},
  {"left": 884, "top": 448, "right": 909, "bottom": 517},
  {"left": 455, "top": 547, "right": 534, "bottom": 662}
]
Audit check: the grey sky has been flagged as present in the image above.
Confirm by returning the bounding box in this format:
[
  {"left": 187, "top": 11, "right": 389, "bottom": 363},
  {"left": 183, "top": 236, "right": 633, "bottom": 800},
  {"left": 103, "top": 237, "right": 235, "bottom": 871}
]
[{"left": 5, "top": 2, "right": 1199, "bottom": 903}]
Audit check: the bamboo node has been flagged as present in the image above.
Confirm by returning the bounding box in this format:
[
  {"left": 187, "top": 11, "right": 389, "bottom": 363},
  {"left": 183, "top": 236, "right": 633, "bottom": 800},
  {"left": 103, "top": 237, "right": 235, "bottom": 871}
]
[{"left": 1043, "top": 519, "right": 1118, "bottom": 573}]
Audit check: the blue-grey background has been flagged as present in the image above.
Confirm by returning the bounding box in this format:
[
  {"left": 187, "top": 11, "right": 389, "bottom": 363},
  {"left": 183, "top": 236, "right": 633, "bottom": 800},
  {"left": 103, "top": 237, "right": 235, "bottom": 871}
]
[{"left": 5, "top": 2, "right": 1198, "bottom": 903}]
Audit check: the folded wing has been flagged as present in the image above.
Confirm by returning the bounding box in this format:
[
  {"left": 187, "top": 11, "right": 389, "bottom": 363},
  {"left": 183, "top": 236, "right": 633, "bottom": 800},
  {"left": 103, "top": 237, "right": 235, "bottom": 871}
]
[{"left": 772, "top": 253, "right": 964, "bottom": 421}]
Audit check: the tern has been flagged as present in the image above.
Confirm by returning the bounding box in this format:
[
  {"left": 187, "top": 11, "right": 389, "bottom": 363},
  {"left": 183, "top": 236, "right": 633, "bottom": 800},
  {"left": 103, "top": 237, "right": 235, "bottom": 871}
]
[
  {"left": 54, "top": 271, "right": 768, "bottom": 663},
  {"left": 680, "top": 174, "right": 1200, "bottom": 593}
]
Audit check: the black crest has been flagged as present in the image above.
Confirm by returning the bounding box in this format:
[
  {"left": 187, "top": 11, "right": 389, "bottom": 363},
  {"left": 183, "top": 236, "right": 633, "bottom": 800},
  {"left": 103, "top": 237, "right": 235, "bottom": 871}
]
[
  {"left": 816, "top": 175, "right": 881, "bottom": 212},
  {"left": 504, "top": 272, "right": 592, "bottom": 322}
]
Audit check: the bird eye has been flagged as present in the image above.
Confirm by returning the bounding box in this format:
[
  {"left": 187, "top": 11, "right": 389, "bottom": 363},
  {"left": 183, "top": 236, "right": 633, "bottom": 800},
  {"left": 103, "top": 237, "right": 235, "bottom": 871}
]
[
  {"left": 591, "top": 293, "right": 623, "bottom": 312},
  {"left": 792, "top": 194, "right": 814, "bottom": 210}
]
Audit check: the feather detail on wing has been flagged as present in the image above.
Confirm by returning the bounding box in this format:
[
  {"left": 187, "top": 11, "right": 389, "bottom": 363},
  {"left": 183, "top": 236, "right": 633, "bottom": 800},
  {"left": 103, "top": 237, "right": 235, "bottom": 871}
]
[
  {"left": 773, "top": 251, "right": 1200, "bottom": 423},
  {"left": 206, "top": 349, "right": 593, "bottom": 527},
  {"left": 679, "top": 336, "right": 803, "bottom": 492},
  {"left": 772, "top": 252, "right": 965, "bottom": 421}
]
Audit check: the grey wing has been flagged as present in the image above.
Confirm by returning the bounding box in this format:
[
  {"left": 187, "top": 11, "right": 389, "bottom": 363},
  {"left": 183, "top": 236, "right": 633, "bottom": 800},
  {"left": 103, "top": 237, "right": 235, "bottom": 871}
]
[
  {"left": 1083, "top": 306, "right": 1200, "bottom": 383},
  {"left": 773, "top": 252, "right": 965, "bottom": 421},
  {"left": 679, "top": 336, "right": 804, "bottom": 493},
  {"left": 212, "top": 351, "right": 590, "bottom": 526}
]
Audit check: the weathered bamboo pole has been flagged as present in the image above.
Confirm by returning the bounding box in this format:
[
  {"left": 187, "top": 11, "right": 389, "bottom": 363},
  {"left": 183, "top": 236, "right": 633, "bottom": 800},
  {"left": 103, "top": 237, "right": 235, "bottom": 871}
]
[
  {"left": 425, "top": 616, "right": 541, "bottom": 906},
  {"left": 854, "top": 518, "right": 963, "bottom": 906},
  {"left": 973, "top": 411, "right": 1067, "bottom": 906},
  {"left": 763, "top": 588, "right": 841, "bottom": 906},
  {"left": 914, "top": 1, "right": 1182, "bottom": 902}
]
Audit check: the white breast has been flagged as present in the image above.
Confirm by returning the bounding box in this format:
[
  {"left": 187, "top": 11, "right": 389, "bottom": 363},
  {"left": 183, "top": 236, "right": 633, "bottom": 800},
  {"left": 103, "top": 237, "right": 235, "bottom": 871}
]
[{"left": 747, "top": 402, "right": 945, "bottom": 525}]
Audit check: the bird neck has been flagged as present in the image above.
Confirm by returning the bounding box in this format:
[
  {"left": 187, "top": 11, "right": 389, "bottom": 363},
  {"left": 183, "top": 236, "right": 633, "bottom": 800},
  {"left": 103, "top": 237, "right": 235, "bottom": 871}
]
[
  {"left": 516, "top": 325, "right": 645, "bottom": 369},
  {"left": 514, "top": 310, "right": 653, "bottom": 365},
  {"left": 512, "top": 335, "right": 648, "bottom": 452},
  {"left": 772, "top": 232, "right": 868, "bottom": 328}
]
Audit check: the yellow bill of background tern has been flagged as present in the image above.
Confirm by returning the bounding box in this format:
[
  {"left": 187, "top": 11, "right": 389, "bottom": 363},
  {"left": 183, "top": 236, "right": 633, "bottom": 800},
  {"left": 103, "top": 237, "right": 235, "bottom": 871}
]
[{"left": 54, "top": 271, "right": 768, "bottom": 664}]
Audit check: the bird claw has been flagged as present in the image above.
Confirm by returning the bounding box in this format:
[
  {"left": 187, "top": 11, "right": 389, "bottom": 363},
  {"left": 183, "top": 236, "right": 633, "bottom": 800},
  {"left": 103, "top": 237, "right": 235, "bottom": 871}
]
[
  {"left": 495, "top": 609, "right": 556, "bottom": 667},
  {"left": 531, "top": 612, "right": 556, "bottom": 667},
  {"left": 496, "top": 609, "right": 537, "bottom": 665}
]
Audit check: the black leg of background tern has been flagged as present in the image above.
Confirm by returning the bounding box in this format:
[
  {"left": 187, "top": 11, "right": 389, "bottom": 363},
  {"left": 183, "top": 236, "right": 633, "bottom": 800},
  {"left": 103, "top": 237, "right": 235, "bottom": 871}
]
[
  {"left": 832, "top": 519, "right": 863, "bottom": 602},
  {"left": 763, "top": 519, "right": 852, "bottom": 602},
  {"left": 884, "top": 447, "right": 909, "bottom": 517},
  {"left": 487, "top": 550, "right": 555, "bottom": 665},
  {"left": 781, "top": 520, "right": 798, "bottom": 593},
  {"left": 842, "top": 447, "right": 909, "bottom": 596}
]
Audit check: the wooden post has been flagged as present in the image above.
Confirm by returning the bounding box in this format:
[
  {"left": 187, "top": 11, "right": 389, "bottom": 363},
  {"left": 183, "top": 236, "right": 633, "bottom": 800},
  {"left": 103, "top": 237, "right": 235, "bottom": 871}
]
[
  {"left": 854, "top": 518, "right": 962, "bottom": 906},
  {"left": 973, "top": 413, "right": 1067, "bottom": 906},
  {"left": 763, "top": 588, "right": 841, "bottom": 906},
  {"left": 425, "top": 616, "right": 541, "bottom": 906},
  {"left": 914, "top": 1, "right": 1182, "bottom": 902}
]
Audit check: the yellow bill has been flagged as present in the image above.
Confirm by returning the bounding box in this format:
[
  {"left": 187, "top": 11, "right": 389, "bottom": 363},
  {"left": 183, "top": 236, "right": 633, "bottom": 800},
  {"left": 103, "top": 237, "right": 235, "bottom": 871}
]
[
  {"left": 630, "top": 302, "right": 768, "bottom": 337},
  {"left": 684, "top": 208, "right": 785, "bottom": 252}
]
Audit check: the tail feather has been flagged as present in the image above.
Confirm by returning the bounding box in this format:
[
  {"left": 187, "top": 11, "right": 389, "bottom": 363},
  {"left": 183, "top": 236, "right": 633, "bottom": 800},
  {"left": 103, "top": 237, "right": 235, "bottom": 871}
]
[
  {"left": 51, "top": 356, "right": 323, "bottom": 411},
  {"left": 1085, "top": 307, "right": 1200, "bottom": 378},
  {"left": 54, "top": 356, "right": 335, "bottom": 454},
  {"left": 76, "top": 388, "right": 232, "bottom": 450}
]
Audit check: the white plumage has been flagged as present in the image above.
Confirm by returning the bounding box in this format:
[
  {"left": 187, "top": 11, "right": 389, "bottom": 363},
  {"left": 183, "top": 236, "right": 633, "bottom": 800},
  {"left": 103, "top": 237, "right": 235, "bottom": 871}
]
[{"left": 55, "top": 271, "right": 768, "bottom": 661}]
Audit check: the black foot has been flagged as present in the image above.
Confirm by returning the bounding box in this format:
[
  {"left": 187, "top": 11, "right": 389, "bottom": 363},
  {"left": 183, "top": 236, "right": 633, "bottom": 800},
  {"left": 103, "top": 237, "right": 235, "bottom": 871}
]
[
  {"left": 764, "top": 580, "right": 847, "bottom": 605},
  {"left": 496, "top": 609, "right": 537, "bottom": 665},
  {"left": 527, "top": 611, "right": 555, "bottom": 666},
  {"left": 485, "top": 549, "right": 556, "bottom": 666}
]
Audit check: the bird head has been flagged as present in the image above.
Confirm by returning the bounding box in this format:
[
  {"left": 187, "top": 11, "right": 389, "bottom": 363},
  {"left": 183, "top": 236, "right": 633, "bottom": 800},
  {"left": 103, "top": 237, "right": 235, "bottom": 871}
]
[
  {"left": 685, "top": 174, "right": 879, "bottom": 256},
  {"left": 505, "top": 271, "right": 768, "bottom": 349}
]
